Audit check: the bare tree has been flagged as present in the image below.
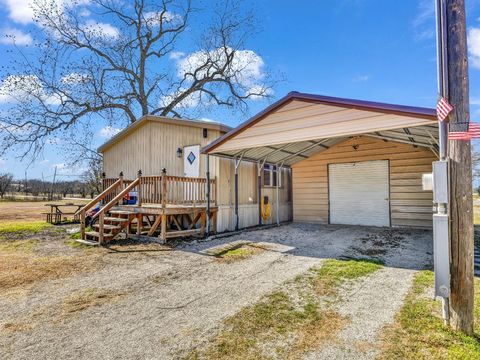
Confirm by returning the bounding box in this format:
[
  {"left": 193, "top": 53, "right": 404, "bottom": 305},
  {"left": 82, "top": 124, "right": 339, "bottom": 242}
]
[
  {"left": 82, "top": 157, "right": 103, "bottom": 198},
  {"left": 0, "top": 173, "right": 14, "bottom": 198},
  {"left": 0, "top": 0, "right": 275, "bottom": 160}
]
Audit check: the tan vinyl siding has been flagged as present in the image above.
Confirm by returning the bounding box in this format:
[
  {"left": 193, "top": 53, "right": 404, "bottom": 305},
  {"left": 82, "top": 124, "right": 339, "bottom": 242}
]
[
  {"left": 292, "top": 136, "right": 437, "bottom": 228},
  {"left": 101, "top": 119, "right": 292, "bottom": 232},
  {"left": 214, "top": 100, "right": 436, "bottom": 152},
  {"left": 102, "top": 121, "right": 223, "bottom": 179}
]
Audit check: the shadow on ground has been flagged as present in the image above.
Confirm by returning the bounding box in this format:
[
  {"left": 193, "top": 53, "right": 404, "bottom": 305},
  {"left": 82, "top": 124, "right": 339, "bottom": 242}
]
[{"left": 179, "top": 223, "right": 433, "bottom": 271}]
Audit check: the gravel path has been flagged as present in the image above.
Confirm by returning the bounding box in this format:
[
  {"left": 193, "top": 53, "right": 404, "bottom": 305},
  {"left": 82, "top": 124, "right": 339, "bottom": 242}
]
[
  {"left": 0, "top": 243, "right": 321, "bottom": 359},
  {"left": 0, "top": 224, "right": 431, "bottom": 359},
  {"left": 306, "top": 267, "right": 416, "bottom": 360}
]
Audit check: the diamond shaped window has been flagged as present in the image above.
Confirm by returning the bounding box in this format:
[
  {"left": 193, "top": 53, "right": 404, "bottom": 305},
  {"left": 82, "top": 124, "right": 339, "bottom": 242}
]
[{"left": 187, "top": 151, "right": 196, "bottom": 165}]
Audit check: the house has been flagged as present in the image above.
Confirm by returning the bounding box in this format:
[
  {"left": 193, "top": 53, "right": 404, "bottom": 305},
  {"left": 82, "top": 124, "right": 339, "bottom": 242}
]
[
  {"left": 80, "top": 115, "right": 292, "bottom": 244},
  {"left": 203, "top": 92, "right": 438, "bottom": 229}
]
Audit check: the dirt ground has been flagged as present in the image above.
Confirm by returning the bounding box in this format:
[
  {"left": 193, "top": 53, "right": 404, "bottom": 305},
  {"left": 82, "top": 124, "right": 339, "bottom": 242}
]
[
  {"left": 0, "top": 223, "right": 432, "bottom": 359},
  {"left": 0, "top": 200, "right": 88, "bottom": 222}
]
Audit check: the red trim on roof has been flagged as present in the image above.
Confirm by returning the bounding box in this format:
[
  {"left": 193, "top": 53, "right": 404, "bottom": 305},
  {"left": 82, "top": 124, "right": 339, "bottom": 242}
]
[{"left": 202, "top": 92, "right": 437, "bottom": 154}]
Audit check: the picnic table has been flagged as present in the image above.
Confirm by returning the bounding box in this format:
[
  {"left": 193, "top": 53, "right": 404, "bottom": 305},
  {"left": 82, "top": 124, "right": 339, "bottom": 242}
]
[{"left": 44, "top": 203, "right": 85, "bottom": 224}]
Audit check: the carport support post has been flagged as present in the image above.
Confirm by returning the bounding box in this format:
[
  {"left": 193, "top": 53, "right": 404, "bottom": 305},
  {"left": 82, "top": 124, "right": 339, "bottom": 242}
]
[
  {"left": 205, "top": 154, "right": 211, "bottom": 236},
  {"left": 234, "top": 155, "right": 242, "bottom": 231},
  {"left": 441, "top": 0, "right": 474, "bottom": 334},
  {"left": 276, "top": 164, "right": 280, "bottom": 226},
  {"left": 257, "top": 161, "right": 264, "bottom": 226}
]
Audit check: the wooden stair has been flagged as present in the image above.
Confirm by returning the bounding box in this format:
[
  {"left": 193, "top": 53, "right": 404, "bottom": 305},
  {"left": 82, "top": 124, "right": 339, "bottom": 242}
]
[{"left": 83, "top": 210, "right": 135, "bottom": 244}]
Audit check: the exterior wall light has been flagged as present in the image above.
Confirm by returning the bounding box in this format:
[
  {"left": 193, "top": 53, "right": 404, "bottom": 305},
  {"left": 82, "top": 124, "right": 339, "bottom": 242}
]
[{"left": 176, "top": 147, "right": 183, "bottom": 158}]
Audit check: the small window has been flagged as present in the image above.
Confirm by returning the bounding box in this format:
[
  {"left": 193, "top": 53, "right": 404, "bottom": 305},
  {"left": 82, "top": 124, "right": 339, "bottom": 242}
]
[{"left": 263, "top": 164, "right": 281, "bottom": 187}]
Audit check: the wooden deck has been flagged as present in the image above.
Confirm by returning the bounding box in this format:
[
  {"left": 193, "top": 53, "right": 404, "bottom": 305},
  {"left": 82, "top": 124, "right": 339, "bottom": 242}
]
[{"left": 76, "top": 172, "right": 217, "bottom": 245}]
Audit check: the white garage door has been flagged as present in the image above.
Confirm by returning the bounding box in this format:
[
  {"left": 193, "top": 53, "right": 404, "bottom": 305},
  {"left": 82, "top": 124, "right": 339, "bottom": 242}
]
[{"left": 328, "top": 160, "right": 390, "bottom": 227}]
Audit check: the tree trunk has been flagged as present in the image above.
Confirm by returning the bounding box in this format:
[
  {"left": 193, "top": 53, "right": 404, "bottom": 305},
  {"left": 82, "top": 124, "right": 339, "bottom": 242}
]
[{"left": 446, "top": 0, "right": 474, "bottom": 334}]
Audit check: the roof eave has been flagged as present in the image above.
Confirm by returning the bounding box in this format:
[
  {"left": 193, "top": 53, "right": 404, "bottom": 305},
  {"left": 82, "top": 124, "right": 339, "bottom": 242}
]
[{"left": 202, "top": 91, "right": 437, "bottom": 154}]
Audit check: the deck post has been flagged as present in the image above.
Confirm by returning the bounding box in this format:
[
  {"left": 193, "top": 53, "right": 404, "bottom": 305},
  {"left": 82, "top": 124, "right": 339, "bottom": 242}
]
[
  {"left": 161, "top": 168, "right": 167, "bottom": 209},
  {"left": 99, "top": 211, "right": 104, "bottom": 245},
  {"left": 80, "top": 210, "right": 86, "bottom": 239},
  {"left": 137, "top": 170, "right": 142, "bottom": 206},
  {"left": 205, "top": 154, "right": 211, "bottom": 236},
  {"left": 257, "top": 161, "right": 262, "bottom": 226}
]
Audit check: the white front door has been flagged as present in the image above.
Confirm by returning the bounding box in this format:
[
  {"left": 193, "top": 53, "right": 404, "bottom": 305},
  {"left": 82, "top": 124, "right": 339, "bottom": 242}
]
[
  {"left": 183, "top": 145, "right": 200, "bottom": 178},
  {"left": 328, "top": 160, "right": 390, "bottom": 227}
]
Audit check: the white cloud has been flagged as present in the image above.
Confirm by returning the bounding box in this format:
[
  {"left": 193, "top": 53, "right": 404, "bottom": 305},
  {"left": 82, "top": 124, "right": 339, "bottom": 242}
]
[
  {"left": 0, "top": 74, "right": 61, "bottom": 105},
  {"left": 352, "top": 74, "right": 371, "bottom": 82},
  {"left": 39, "top": 159, "right": 50, "bottom": 165},
  {"left": 160, "top": 88, "right": 203, "bottom": 109},
  {"left": 413, "top": 0, "right": 435, "bottom": 41},
  {"left": 468, "top": 27, "right": 480, "bottom": 69},
  {"left": 178, "top": 47, "right": 265, "bottom": 87},
  {"left": 82, "top": 20, "right": 119, "bottom": 39},
  {"left": 169, "top": 51, "right": 185, "bottom": 60},
  {"left": 3, "top": 0, "right": 90, "bottom": 25},
  {"left": 245, "top": 84, "right": 274, "bottom": 100},
  {"left": 0, "top": 28, "right": 33, "bottom": 45},
  {"left": 3, "top": 0, "right": 34, "bottom": 24},
  {"left": 143, "top": 11, "right": 182, "bottom": 27},
  {"left": 98, "top": 126, "right": 121, "bottom": 138}
]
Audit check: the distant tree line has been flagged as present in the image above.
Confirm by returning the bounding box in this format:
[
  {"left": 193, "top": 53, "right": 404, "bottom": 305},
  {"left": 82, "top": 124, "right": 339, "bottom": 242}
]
[{"left": 0, "top": 160, "right": 103, "bottom": 199}]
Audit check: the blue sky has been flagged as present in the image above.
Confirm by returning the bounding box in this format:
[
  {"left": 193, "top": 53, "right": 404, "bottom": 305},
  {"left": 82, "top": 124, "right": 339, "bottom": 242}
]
[{"left": 0, "top": 0, "right": 480, "bottom": 180}]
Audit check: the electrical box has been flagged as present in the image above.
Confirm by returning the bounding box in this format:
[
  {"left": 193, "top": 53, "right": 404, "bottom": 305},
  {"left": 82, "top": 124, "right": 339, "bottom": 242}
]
[
  {"left": 433, "top": 214, "right": 450, "bottom": 298},
  {"left": 433, "top": 160, "right": 449, "bottom": 204}
]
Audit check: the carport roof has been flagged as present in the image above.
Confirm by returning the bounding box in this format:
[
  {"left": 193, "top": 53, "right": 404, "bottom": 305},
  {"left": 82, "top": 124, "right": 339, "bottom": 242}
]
[{"left": 202, "top": 92, "right": 439, "bottom": 166}]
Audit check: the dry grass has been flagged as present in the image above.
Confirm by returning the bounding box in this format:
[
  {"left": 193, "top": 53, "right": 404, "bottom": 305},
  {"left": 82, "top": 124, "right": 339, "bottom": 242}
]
[
  {"left": 60, "top": 288, "right": 127, "bottom": 318},
  {"left": 475, "top": 205, "right": 480, "bottom": 225},
  {"left": 0, "top": 199, "right": 88, "bottom": 223},
  {"left": 216, "top": 245, "right": 264, "bottom": 263},
  {"left": 185, "top": 259, "right": 383, "bottom": 360},
  {"left": 185, "top": 291, "right": 345, "bottom": 360},
  {"left": 0, "top": 252, "right": 102, "bottom": 292}
]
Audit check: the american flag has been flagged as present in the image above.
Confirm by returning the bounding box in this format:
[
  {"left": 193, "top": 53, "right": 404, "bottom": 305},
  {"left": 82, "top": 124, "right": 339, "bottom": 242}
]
[
  {"left": 437, "top": 97, "right": 454, "bottom": 122},
  {"left": 448, "top": 122, "right": 480, "bottom": 140}
]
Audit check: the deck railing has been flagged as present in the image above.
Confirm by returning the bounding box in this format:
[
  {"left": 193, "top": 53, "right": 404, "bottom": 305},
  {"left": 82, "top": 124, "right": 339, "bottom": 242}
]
[{"left": 101, "top": 173, "right": 216, "bottom": 206}]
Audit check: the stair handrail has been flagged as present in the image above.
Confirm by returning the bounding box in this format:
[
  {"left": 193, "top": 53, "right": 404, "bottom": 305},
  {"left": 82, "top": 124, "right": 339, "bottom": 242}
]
[
  {"left": 93, "top": 177, "right": 140, "bottom": 245},
  {"left": 76, "top": 178, "right": 123, "bottom": 216},
  {"left": 92, "top": 177, "right": 140, "bottom": 220}
]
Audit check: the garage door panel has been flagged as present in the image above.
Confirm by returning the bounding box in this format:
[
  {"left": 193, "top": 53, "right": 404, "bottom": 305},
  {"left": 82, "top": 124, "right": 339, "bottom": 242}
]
[{"left": 329, "top": 160, "right": 389, "bottom": 227}]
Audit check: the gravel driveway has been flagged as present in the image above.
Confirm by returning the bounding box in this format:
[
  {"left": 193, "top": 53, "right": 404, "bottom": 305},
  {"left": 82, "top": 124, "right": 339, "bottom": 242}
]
[{"left": 0, "top": 223, "right": 432, "bottom": 359}]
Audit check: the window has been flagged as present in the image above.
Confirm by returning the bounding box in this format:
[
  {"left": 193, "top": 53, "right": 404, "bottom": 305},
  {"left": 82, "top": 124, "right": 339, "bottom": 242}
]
[{"left": 263, "top": 164, "right": 282, "bottom": 187}]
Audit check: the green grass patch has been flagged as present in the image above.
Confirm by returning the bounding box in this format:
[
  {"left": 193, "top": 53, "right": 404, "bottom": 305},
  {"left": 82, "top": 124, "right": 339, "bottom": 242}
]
[
  {"left": 0, "top": 221, "right": 52, "bottom": 234},
  {"left": 312, "top": 258, "right": 384, "bottom": 295},
  {"left": 379, "top": 271, "right": 480, "bottom": 360},
  {"left": 217, "top": 245, "right": 262, "bottom": 263}
]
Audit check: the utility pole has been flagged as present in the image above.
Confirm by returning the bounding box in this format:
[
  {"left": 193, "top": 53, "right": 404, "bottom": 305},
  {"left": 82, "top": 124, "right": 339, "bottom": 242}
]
[
  {"left": 442, "top": 0, "right": 474, "bottom": 334},
  {"left": 50, "top": 166, "right": 57, "bottom": 201}
]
